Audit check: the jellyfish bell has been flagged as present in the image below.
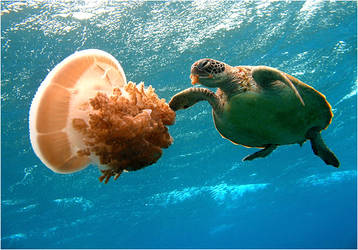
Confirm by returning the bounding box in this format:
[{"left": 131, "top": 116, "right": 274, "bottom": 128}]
[
  {"left": 29, "top": 49, "right": 122, "bottom": 173},
  {"left": 29, "top": 49, "right": 175, "bottom": 183}
]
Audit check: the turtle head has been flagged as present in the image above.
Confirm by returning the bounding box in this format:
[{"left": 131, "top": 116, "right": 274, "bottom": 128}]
[{"left": 190, "top": 58, "right": 233, "bottom": 87}]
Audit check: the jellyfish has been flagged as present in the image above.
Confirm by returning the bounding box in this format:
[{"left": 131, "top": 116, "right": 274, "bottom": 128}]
[{"left": 29, "top": 49, "right": 175, "bottom": 183}]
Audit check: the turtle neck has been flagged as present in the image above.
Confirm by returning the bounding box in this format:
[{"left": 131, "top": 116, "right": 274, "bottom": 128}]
[
  {"left": 218, "top": 80, "right": 242, "bottom": 99},
  {"left": 217, "top": 67, "right": 244, "bottom": 98}
]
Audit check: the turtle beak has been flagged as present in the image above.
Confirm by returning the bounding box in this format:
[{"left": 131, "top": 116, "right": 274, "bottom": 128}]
[
  {"left": 190, "top": 60, "right": 214, "bottom": 85},
  {"left": 190, "top": 73, "right": 214, "bottom": 85},
  {"left": 190, "top": 62, "right": 200, "bottom": 85},
  {"left": 190, "top": 74, "right": 200, "bottom": 85}
]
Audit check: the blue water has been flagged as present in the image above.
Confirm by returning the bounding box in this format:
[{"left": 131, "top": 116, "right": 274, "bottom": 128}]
[{"left": 1, "top": 1, "right": 357, "bottom": 249}]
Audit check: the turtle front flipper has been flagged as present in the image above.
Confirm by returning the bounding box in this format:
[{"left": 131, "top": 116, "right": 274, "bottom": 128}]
[
  {"left": 242, "top": 144, "right": 277, "bottom": 161},
  {"left": 251, "top": 66, "right": 305, "bottom": 106},
  {"left": 169, "top": 87, "right": 221, "bottom": 112},
  {"left": 306, "top": 128, "right": 340, "bottom": 167}
]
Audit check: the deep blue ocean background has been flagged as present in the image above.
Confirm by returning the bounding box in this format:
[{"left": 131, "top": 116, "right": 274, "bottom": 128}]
[{"left": 1, "top": 1, "right": 357, "bottom": 249}]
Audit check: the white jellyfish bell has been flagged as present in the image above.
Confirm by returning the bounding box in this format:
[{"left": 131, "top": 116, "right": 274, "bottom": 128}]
[{"left": 29, "top": 49, "right": 175, "bottom": 183}]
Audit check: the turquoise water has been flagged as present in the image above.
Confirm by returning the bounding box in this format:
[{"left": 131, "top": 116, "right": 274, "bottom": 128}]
[{"left": 1, "top": 1, "right": 357, "bottom": 249}]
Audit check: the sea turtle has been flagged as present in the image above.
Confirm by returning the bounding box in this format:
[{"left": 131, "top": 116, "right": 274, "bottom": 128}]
[{"left": 169, "top": 58, "right": 339, "bottom": 167}]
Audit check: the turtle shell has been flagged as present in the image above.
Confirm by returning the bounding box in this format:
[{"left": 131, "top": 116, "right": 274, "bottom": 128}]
[{"left": 212, "top": 74, "right": 332, "bottom": 148}]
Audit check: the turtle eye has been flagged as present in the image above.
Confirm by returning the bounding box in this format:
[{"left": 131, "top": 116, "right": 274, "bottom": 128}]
[{"left": 198, "top": 59, "right": 211, "bottom": 70}]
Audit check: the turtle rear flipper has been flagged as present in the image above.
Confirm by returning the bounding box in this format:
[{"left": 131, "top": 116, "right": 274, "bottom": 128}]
[{"left": 306, "top": 128, "right": 340, "bottom": 167}]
